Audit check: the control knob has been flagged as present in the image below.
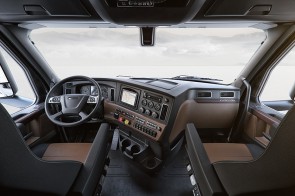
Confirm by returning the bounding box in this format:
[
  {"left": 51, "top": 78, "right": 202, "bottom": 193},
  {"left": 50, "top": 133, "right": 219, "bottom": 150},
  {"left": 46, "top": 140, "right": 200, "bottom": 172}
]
[
  {"left": 145, "top": 109, "right": 151, "bottom": 116},
  {"left": 152, "top": 112, "right": 159, "bottom": 119},
  {"left": 139, "top": 107, "right": 145, "bottom": 113}
]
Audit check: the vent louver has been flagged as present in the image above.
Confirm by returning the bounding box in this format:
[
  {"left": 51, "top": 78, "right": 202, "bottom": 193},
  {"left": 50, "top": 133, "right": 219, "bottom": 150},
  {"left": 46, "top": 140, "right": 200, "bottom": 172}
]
[
  {"left": 160, "top": 104, "right": 168, "bottom": 121},
  {"left": 110, "top": 88, "right": 115, "bottom": 101},
  {"left": 197, "top": 92, "right": 212, "bottom": 98},
  {"left": 220, "top": 92, "right": 235, "bottom": 98}
]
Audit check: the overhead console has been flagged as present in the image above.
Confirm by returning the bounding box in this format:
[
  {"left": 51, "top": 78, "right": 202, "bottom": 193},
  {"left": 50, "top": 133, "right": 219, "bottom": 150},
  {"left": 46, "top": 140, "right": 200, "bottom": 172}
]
[
  {"left": 106, "top": 0, "right": 190, "bottom": 8},
  {"left": 89, "top": 0, "right": 207, "bottom": 25}
]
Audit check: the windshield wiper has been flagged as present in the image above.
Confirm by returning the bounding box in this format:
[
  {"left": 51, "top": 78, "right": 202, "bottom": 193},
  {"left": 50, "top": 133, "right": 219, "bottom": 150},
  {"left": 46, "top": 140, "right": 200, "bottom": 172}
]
[{"left": 169, "top": 75, "right": 223, "bottom": 84}]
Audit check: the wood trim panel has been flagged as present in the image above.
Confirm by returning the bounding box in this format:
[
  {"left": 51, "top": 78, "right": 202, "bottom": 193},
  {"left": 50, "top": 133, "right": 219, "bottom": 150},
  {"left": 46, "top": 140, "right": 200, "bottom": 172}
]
[{"left": 104, "top": 100, "right": 166, "bottom": 141}]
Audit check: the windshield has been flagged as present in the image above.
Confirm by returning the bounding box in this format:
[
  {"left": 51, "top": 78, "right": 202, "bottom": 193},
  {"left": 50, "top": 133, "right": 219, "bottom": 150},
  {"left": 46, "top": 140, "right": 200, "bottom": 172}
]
[{"left": 31, "top": 27, "right": 265, "bottom": 83}]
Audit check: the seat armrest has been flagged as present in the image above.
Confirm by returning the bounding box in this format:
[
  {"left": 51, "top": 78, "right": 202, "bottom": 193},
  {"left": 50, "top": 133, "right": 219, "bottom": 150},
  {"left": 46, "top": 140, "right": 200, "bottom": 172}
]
[
  {"left": 72, "top": 123, "right": 110, "bottom": 195},
  {"left": 185, "top": 123, "right": 224, "bottom": 196}
]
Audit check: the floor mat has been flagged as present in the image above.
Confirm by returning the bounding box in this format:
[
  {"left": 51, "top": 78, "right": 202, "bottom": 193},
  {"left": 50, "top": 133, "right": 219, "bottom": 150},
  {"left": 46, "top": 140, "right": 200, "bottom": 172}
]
[{"left": 101, "top": 146, "right": 192, "bottom": 196}]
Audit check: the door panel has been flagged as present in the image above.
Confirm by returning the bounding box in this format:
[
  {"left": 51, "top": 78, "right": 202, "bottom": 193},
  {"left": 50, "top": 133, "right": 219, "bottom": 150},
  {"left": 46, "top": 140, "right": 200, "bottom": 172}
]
[
  {"left": 12, "top": 103, "right": 57, "bottom": 147},
  {"left": 262, "top": 100, "right": 293, "bottom": 113},
  {"left": 244, "top": 105, "right": 281, "bottom": 147}
]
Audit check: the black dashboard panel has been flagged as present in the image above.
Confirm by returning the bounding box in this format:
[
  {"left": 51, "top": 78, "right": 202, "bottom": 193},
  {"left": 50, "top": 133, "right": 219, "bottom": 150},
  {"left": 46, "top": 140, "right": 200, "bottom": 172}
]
[{"left": 64, "top": 77, "right": 240, "bottom": 143}]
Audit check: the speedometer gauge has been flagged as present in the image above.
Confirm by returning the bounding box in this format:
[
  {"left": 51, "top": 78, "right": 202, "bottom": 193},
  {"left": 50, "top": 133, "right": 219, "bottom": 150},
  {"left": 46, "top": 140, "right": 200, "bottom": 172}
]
[{"left": 80, "top": 86, "right": 91, "bottom": 95}]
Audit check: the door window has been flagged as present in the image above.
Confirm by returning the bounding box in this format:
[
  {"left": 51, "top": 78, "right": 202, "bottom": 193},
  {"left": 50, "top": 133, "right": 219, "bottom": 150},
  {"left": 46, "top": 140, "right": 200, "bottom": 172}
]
[{"left": 0, "top": 46, "right": 36, "bottom": 114}]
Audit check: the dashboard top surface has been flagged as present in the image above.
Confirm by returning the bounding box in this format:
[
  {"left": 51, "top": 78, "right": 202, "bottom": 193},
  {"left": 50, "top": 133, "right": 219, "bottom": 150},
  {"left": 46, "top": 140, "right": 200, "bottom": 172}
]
[{"left": 93, "top": 77, "right": 239, "bottom": 97}]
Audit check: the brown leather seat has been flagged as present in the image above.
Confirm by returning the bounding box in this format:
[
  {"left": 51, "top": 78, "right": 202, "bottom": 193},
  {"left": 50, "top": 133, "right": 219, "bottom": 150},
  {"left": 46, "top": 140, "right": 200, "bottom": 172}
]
[
  {"left": 185, "top": 104, "right": 295, "bottom": 195},
  {"left": 42, "top": 143, "right": 92, "bottom": 163},
  {"left": 0, "top": 104, "right": 110, "bottom": 196},
  {"left": 203, "top": 143, "right": 253, "bottom": 163}
]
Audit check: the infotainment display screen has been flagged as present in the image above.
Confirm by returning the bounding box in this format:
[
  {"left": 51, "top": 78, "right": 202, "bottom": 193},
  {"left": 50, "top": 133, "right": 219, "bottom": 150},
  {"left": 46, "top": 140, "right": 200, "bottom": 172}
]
[{"left": 121, "top": 89, "right": 137, "bottom": 106}]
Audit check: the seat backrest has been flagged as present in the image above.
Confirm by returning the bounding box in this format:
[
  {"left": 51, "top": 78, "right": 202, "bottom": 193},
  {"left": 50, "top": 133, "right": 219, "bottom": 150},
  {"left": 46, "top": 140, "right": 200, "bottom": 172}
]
[
  {"left": 0, "top": 104, "right": 81, "bottom": 195},
  {"left": 214, "top": 104, "right": 295, "bottom": 195}
]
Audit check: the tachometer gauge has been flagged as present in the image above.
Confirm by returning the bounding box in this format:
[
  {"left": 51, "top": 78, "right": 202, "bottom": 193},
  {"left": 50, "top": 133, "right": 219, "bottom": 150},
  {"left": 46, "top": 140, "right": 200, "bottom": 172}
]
[{"left": 80, "top": 86, "right": 91, "bottom": 95}]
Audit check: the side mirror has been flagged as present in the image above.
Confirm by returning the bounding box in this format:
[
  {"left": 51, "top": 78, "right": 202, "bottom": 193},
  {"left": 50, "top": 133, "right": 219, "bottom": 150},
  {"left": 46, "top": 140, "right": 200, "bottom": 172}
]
[
  {"left": 289, "top": 81, "right": 295, "bottom": 101},
  {"left": 0, "top": 82, "right": 13, "bottom": 97},
  {"left": 0, "top": 51, "right": 17, "bottom": 98}
]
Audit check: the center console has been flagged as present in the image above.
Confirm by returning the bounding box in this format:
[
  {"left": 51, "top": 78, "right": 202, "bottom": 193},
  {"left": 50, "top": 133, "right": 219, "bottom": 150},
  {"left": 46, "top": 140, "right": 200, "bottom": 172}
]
[
  {"left": 104, "top": 84, "right": 173, "bottom": 141},
  {"left": 104, "top": 84, "right": 174, "bottom": 170}
]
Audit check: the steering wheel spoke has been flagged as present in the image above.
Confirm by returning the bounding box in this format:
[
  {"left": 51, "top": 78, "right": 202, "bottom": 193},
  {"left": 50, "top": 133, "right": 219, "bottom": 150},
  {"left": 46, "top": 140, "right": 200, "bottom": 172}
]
[
  {"left": 50, "top": 111, "right": 63, "bottom": 120},
  {"left": 79, "top": 111, "right": 88, "bottom": 120},
  {"left": 48, "top": 96, "right": 61, "bottom": 104}
]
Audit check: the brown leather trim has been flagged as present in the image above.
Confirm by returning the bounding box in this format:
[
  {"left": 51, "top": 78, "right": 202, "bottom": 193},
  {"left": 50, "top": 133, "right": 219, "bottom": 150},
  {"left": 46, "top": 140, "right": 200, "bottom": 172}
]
[
  {"left": 42, "top": 143, "right": 91, "bottom": 163},
  {"left": 169, "top": 100, "right": 239, "bottom": 143},
  {"left": 203, "top": 143, "right": 253, "bottom": 163},
  {"left": 255, "top": 136, "right": 270, "bottom": 147},
  {"left": 15, "top": 110, "right": 40, "bottom": 124},
  {"left": 252, "top": 109, "right": 280, "bottom": 128}
]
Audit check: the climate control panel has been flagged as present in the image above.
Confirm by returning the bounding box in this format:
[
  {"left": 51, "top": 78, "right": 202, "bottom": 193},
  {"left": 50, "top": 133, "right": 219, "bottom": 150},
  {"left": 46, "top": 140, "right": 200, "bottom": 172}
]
[{"left": 138, "top": 91, "right": 171, "bottom": 122}]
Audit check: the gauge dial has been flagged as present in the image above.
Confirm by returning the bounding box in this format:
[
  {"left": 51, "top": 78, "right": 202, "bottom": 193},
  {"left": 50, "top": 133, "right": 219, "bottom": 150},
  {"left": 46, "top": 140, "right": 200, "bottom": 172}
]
[
  {"left": 80, "top": 86, "right": 91, "bottom": 95},
  {"left": 91, "top": 86, "right": 99, "bottom": 96},
  {"left": 101, "top": 86, "right": 108, "bottom": 98}
]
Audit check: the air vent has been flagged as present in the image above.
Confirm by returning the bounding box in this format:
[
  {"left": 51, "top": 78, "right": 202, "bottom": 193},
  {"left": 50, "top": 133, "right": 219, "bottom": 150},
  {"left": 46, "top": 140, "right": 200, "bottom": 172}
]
[
  {"left": 197, "top": 91, "right": 212, "bottom": 98},
  {"left": 160, "top": 104, "right": 168, "bottom": 121},
  {"left": 220, "top": 92, "right": 235, "bottom": 98},
  {"left": 66, "top": 82, "right": 73, "bottom": 88},
  {"left": 110, "top": 88, "right": 115, "bottom": 101},
  {"left": 65, "top": 89, "right": 71, "bottom": 94}
]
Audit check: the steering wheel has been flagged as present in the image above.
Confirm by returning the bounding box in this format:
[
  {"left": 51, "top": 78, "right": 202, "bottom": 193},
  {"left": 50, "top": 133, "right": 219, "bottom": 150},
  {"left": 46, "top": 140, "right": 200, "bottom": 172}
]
[{"left": 45, "top": 76, "right": 102, "bottom": 127}]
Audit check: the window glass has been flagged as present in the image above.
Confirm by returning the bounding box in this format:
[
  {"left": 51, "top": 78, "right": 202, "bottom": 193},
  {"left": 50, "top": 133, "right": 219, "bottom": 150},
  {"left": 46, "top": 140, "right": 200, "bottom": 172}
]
[
  {"left": 260, "top": 48, "right": 295, "bottom": 101},
  {"left": 31, "top": 27, "right": 266, "bottom": 84},
  {"left": 0, "top": 47, "right": 35, "bottom": 114}
]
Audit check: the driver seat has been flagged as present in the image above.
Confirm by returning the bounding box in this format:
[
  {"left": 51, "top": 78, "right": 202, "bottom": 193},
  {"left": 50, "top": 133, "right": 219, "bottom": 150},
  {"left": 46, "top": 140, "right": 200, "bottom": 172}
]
[{"left": 0, "top": 104, "right": 110, "bottom": 195}]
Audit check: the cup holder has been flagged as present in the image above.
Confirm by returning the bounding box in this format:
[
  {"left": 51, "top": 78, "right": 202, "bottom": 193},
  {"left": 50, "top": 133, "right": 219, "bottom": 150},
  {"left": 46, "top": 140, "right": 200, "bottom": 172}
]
[
  {"left": 121, "top": 139, "right": 131, "bottom": 151},
  {"left": 131, "top": 144, "right": 141, "bottom": 155},
  {"left": 119, "top": 136, "right": 147, "bottom": 160}
]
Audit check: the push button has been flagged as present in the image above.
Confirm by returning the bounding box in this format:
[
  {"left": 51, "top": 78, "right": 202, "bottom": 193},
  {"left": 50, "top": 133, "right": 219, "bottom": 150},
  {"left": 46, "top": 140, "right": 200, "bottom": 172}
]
[
  {"left": 118, "top": 117, "right": 124, "bottom": 122},
  {"left": 124, "top": 119, "right": 130, "bottom": 125},
  {"left": 114, "top": 113, "right": 119, "bottom": 119}
]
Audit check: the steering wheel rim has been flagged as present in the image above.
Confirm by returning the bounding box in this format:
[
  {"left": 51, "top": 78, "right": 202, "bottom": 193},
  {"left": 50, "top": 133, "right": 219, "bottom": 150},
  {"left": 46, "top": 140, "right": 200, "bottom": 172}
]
[{"left": 45, "top": 75, "right": 102, "bottom": 127}]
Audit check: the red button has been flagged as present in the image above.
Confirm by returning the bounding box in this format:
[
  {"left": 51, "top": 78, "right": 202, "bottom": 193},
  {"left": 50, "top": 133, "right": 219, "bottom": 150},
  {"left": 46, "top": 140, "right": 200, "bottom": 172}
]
[{"left": 118, "top": 117, "right": 124, "bottom": 122}]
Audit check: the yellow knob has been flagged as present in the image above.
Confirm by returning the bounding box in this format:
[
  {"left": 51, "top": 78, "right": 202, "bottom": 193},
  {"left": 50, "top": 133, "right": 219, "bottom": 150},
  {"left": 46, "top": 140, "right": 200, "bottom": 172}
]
[{"left": 124, "top": 119, "right": 130, "bottom": 125}]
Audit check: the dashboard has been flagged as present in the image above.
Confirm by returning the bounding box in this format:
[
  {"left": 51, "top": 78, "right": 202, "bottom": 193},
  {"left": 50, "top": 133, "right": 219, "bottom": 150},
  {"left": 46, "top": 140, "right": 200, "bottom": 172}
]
[{"left": 63, "top": 77, "right": 240, "bottom": 144}]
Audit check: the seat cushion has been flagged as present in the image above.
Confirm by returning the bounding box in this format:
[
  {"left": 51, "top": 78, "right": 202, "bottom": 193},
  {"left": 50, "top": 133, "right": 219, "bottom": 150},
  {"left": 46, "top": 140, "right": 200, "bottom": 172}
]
[
  {"left": 203, "top": 143, "right": 253, "bottom": 163},
  {"left": 42, "top": 143, "right": 91, "bottom": 163}
]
